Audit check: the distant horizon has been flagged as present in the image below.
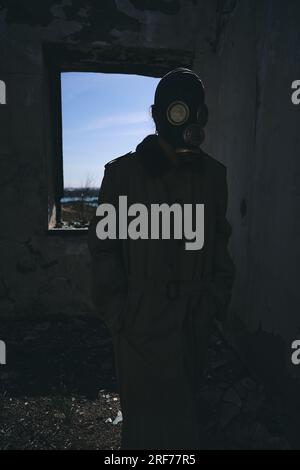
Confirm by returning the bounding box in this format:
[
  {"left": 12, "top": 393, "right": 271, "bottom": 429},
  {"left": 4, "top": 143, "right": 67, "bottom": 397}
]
[
  {"left": 64, "top": 186, "right": 99, "bottom": 190},
  {"left": 61, "top": 72, "right": 160, "bottom": 188}
]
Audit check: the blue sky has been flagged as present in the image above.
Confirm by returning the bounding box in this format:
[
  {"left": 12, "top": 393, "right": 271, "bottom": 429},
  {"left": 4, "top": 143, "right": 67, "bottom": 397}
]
[{"left": 61, "top": 72, "right": 160, "bottom": 188}]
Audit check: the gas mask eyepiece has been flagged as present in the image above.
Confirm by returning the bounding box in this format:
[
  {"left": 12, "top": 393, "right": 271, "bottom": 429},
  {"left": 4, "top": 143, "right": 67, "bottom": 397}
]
[{"left": 167, "top": 101, "right": 189, "bottom": 126}]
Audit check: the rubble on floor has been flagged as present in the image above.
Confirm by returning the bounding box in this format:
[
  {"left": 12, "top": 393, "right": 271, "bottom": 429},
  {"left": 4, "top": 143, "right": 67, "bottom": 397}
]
[{"left": 0, "top": 316, "right": 291, "bottom": 449}]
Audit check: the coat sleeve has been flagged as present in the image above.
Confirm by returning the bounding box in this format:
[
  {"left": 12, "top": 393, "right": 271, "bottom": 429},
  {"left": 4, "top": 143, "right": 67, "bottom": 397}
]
[
  {"left": 87, "top": 163, "right": 127, "bottom": 334},
  {"left": 211, "top": 166, "right": 236, "bottom": 321}
]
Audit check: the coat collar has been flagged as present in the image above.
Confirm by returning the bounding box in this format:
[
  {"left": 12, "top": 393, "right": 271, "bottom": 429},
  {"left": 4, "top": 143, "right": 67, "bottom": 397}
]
[{"left": 135, "top": 134, "right": 205, "bottom": 178}]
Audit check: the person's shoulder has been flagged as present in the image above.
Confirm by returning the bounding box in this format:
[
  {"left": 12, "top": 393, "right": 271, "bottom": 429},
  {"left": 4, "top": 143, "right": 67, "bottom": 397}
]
[
  {"left": 104, "top": 151, "right": 135, "bottom": 170},
  {"left": 201, "top": 149, "right": 227, "bottom": 176}
]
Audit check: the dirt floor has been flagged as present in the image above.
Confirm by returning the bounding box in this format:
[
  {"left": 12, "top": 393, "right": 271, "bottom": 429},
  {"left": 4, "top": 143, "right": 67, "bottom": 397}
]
[{"left": 0, "top": 315, "right": 292, "bottom": 450}]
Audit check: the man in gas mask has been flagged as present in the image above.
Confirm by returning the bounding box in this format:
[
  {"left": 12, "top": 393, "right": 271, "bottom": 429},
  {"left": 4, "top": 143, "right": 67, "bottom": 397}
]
[{"left": 88, "top": 68, "right": 235, "bottom": 449}]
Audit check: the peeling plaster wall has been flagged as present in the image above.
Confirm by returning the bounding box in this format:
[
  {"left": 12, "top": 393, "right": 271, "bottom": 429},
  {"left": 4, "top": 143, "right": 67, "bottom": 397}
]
[{"left": 0, "top": 0, "right": 218, "bottom": 318}]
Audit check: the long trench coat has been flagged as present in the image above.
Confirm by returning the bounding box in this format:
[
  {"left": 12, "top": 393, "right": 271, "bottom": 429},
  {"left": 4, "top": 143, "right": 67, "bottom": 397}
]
[{"left": 88, "top": 134, "right": 235, "bottom": 450}]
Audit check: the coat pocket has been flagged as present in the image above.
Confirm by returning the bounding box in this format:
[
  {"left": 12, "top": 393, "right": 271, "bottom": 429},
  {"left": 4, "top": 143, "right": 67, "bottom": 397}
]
[
  {"left": 208, "top": 292, "right": 218, "bottom": 320},
  {"left": 105, "top": 290, "right": 128, "bottom": 335},
  {"left": 121, "top": 289, "right": 144, "bottom": 333}
]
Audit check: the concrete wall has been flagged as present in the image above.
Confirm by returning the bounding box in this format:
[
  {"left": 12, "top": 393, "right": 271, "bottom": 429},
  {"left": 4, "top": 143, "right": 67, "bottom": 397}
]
[{"left": 200, "top": 0, "right": 300, "bottom": 445}]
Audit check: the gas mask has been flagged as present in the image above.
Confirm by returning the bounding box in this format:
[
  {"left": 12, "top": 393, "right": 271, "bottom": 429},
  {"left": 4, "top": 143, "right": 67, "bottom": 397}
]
[{"left": 153, "top": 68, "right": 208, "bottom": 155}]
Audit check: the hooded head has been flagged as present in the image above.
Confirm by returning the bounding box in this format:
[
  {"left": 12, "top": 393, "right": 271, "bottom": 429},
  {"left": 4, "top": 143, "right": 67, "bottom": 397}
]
[{"left": 151, "top": 68, "right": 208, "bottom": 154}]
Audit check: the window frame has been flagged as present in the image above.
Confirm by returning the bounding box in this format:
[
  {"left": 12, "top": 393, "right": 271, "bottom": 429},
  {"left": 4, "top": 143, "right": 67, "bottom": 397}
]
[{"left": 44, "top": 44, "right": 194, "bottom": 235}]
